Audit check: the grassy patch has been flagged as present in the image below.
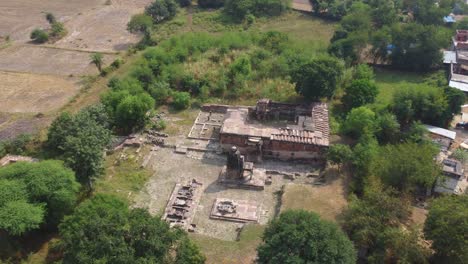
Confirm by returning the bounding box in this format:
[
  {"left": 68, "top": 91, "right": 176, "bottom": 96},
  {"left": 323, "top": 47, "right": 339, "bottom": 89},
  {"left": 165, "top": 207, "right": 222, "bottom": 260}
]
[
  {"left": 256, "top": 12, "right": 336, "bottom": 52},
  {"left": 374, "top": 67, "right": 426, "bottom": 105},
  {"left": 281, "top": 168, "right": 348, "bottom": 222},
  {"left": 94, "top": 148, "right": 152, "bottom": 201},
  {"left": 190, "top": 224, "right": 265, "bottom": 264}
]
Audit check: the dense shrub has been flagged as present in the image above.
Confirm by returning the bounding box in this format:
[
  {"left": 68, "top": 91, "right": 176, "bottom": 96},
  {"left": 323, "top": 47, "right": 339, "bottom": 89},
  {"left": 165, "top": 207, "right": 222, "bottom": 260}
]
[
  {"left": 171, "top": 91, "right": 191, "bottom": 110},
  {"left": 30, "top": 29, "right": 49, "bottom": 43},
  {"left": 224, "top": 0, "right": 291, "bottom": 20},
  {"left": 50, "top": 22, "right": 67, "bottom": 38},
  {"left": 145, "top": 0, "right": 178, "bottom": 23}
]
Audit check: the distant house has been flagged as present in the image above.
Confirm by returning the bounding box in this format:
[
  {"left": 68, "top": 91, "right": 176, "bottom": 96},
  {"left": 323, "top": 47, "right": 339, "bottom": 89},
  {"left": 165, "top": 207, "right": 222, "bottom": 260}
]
[
  {"left": 445, "top": 30, "right": 468, "bottom": 92},
  {"left": 424, "top": 124, "right": 456, "bottom": 152},
  {"left": 434, "top": 158, "right": 467, "bottom": 195}
]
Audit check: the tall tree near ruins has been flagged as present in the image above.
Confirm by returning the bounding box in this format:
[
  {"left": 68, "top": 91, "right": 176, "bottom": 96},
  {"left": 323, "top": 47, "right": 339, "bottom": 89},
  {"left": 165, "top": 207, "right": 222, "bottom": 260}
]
[{"left": 257, "top": 210, "right": 356, "bottom": 264}]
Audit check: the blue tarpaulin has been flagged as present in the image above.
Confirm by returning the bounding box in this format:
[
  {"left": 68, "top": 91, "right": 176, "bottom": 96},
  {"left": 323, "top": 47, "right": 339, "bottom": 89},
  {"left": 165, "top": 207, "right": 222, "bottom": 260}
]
[{"left": 444, "top": 16, "right": 456, "bottom": 23}]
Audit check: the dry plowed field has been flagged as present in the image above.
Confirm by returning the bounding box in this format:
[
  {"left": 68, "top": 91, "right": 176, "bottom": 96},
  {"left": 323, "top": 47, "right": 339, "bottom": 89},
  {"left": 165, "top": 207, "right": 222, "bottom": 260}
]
[
  {"left": 0, "top": 0, "right": 151, "bottom": 139},
  {"left": 0, "top": 71, "right": 79, "bottom": 113},
  {"left": 0, "top": 45, "right": 114, "bottom": 76}
]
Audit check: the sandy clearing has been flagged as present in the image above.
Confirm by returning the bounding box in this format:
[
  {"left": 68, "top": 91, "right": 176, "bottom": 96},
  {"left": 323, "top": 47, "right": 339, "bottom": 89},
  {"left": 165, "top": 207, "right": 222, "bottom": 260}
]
[
  {"left": 0, "top": 71, "right": 80, "bottom": 113},
  {"left": 0, "top": 0, "right": 105, "bottom": 42},
  {"left": 0, "top": 45, "right": 115, "bottom": 76},
  {"left": 56, "top": 0, "right": 152, "bottom": 52}
]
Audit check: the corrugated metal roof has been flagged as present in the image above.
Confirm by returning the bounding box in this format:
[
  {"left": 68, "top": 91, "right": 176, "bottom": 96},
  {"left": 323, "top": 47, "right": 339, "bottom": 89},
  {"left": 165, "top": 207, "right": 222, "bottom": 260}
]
[
  {"left": 449, "top": 80, "right": 468, "bottom": 92},
  {"left": 424, "top": 124, "right": 456, "bottom": 140}
]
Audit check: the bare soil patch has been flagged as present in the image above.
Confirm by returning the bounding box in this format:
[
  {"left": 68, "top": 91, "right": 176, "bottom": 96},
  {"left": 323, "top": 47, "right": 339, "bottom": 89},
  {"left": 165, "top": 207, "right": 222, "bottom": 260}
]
[
  {"left": 0, "top": 0, "right": 102, "bottom": 42},
  {"left": 0, "top": 115, "right": 51, "bottom": 141},
  {"left": 56, "top": 0, "right": 152, "bottom": 52},
  {"left": 0, "top": 45, "right": 114, "bottom": 76},
  {"left": 0, "top": 71, "right": 80, "bottom": 113}
]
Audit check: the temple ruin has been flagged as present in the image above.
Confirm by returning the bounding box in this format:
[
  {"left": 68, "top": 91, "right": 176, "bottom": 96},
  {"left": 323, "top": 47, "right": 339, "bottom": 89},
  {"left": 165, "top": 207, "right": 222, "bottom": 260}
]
[
  {"left": 190, "top": 99, "right": 330, "bottom": 162},
  {"left": 218, "top": 146, "right": 266, "bottom": 190},
  {"left": 163, "top": 179, "right": 203, "bottom": 230},
  {"left": 210, "top": 198, "right": 259, "bottom": 223}
]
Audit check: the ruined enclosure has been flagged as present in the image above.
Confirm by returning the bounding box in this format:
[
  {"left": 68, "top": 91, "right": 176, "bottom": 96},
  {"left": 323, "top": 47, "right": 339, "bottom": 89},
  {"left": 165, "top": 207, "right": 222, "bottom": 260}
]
[
  {"left": 163, "top": 179, "right": 203, "bottom": 230},
  {"left": 134, "top": 144, "right": 324, "bottom": 241}
]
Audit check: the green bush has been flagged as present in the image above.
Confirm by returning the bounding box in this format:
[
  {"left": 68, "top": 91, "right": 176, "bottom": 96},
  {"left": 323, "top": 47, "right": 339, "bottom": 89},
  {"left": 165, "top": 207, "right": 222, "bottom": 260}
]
[
  {"left": 171, "top": 91, "right": 191, "bottom": 110},
  {"left": 50, "top": 22, "right": 67, "bottom": 38},
  {"left": 30, "top": 29, "right": 49, "bottom": 43},
  {"left": 145, "top": 0, "right": 178, "bottom": 23},
  {"left": 111, "top": 58, "right": 124, "bottom": 69},
  {"left": 224, "top": 0, "right": 291, "bottom": 20}
]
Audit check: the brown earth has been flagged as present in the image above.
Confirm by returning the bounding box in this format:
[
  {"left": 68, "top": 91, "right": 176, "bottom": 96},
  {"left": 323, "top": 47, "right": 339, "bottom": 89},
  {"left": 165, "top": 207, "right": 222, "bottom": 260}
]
[
  {"left": 0, "top": 71, "right": 80, "bottom": 113},
  {"left": 0, "top": 0, "right": 151, "bottom": 139},
  {"left": 0, "top": 45, "right": 114, "bottom": 76}
]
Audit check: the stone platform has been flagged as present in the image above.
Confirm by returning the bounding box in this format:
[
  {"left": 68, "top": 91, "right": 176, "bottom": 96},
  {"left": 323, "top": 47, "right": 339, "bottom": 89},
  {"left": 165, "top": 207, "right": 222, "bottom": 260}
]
[
  {"left": 210, "top": 198, "right": 259, "bottom": 223},
  {"left": 218, "top": 165, "right": 266, "bottom": 190},
  {"left": 163, "top": 179, "right": 203, "bottom": 230}
]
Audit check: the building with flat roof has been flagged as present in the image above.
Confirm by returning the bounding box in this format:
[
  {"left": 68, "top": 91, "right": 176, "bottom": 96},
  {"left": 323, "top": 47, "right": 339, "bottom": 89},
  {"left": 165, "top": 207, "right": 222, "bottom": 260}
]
[
  {"left": 218, "top": 99, "right": 329, "bottom": 161},
  {"left": 434, "top": 158, "right": 467, "bottom": 195}
]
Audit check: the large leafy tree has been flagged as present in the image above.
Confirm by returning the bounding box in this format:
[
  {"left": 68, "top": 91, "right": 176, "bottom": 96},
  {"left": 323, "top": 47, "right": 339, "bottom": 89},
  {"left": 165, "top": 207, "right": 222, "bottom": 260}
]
[
  {"left": 424, "top": 195, "right": 468, "bottom": 264},
  {"left": 292, "top": 57, "right": 344, "bottom": 100},
  {"left": 343, "top": 79, "right": 378, "bottom": 110},
  {"left": 327, "top": 144, "right": 352, "bottom": 170},
  {"left": 47, "top": 105, "right": 111, "bottom": 189},
  {"left": 390, "top": 23, "right": 449, "bottom": 72},
  {"left": 372, "top": 142, "right": 440, "bottom": 192},
  {"left": 392, "top": 85, "right": 450, "bottom": 127},
  {"left": 342, "top": 106, "right": 377, "bottom": 139},
  {"left": 342, "top": 178, "right": 428, "bottom": 263},
  {"left": 224, "top": 0, "right": 290, "bottom": 20},
  {"left": 257, "top": 210, "right": 356, "bottom": 264},
  {"left": 115, "top": 93, "right": 155, "bottom": 132},
  {"left": 0, "top": 160, "right": 79, "bottom": 235},
  {"left": 145, "top": 0, "right": 178, "bottom": 23},
  {"left": 60, "top": 194, "right": 205, "bottom": 264}
]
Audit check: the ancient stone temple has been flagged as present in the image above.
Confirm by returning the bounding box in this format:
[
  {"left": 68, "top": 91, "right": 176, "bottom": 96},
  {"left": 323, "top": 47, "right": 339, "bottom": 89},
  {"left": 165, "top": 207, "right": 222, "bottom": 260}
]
[
  {"left": 219, "top": 99, "right": 329, "bottom": 162},
  {"left": 210, "top": 198, "right": 259, "bottom": 223},
  {"left": 219, "top": 146, "right": 266, "bottom": 190}
]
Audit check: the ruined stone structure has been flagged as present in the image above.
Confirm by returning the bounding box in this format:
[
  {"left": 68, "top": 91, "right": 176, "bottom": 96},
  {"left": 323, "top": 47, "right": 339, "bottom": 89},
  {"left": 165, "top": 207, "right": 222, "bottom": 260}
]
[
  {"left": 218, "top": 99, "right": 329, "bottom": 161},
  {"left": 219, "top": 146, "right": 266, "bottom": 190},
  {"left": 163, "top": 179, "right": 203, "bottom": 230},
  {"left": 210, "top": 198, "right": 259, "bottom": 223}
]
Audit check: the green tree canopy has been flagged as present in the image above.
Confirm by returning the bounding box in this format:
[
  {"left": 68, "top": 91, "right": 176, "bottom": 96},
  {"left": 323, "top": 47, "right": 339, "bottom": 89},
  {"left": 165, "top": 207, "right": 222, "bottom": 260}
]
[
  {"left": 327, "top": 144, "right": 352, "bottom": 169},
  {"left": 257, "top": 210, "right": 356, "bottom": 264},
  {"left": 59, "top": 194, "right": 205, "bottom": 263},
  {"left": 127, "top": 14, "right": 153, "bottom": 36},
  {"left": 342, "top": 178, "right": 428, "bottom": 263},
  {"left": 372, "top": 142, "right": 440, "bottom": 192},
  {"left": 292, "top": 57, "right": 344, "bottom": 100},
  {"left": 342, "top": 106, "right": 377, "bottom": 139},
  {"left": 343, "top": 79, "right": 378, "bottom": 110},
  {"left": 198, "top": 0, "right": 225, "bottom": 8},
  {"left": 47, "top": 105, "right": 111, "bottom": 188},
  {"left": 392, "top": 85, "right": 450, "bottom": 127},
  {"left": 145, "top": 0, "right": 178, "bottom": 23},
  {"left": 390, "top": 23, "right": 449, "bottom": 72},
  {"left": 424, "top": 195, "right": 468, "bottom": 263},
  {"left": 224, "top": 0, "right": 291, "bottom": 20},
  {"left": 0, "top": 160, "right": 79, "bottom": 235}
]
